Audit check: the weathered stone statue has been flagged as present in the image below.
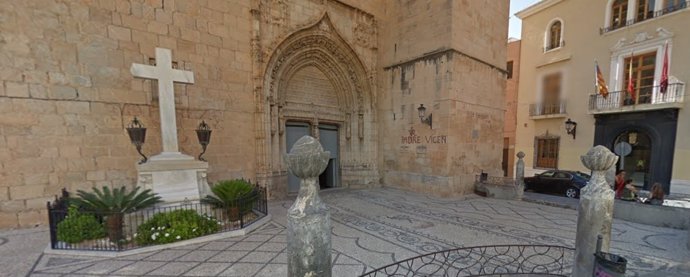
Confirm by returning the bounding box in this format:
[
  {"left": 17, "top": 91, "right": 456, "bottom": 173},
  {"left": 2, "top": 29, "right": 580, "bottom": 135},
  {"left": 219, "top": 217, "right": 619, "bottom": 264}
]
[
  {"left": 284, "top": 136, "right": 332, "bottom": 277},
  {"left": 573, "top": 146, "right": 618, "bottom": 277},
  {"left": 515, "top": 151, "right": 526, "bottom": 200}
]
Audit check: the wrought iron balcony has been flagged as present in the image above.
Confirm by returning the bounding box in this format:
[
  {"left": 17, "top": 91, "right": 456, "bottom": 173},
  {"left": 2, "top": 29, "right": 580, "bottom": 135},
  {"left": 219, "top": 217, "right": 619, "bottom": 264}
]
[
  {"left": 588, "top": 83, "right": 685, "bottom": 114},
  {"left": 600, "top": 1, "right": 689, "bottom": 34},
  {"left": 530, "top": 100, "right": 567, "bottom": 118}
]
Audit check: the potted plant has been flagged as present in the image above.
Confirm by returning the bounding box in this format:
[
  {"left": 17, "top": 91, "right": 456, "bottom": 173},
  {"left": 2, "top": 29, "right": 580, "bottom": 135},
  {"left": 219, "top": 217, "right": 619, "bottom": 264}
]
[
  {"left": 201, "top": 179, "right": 258, "bottom": 221},
  {"left": 70, "top": 186, "right": 162, "bottom": 242}
]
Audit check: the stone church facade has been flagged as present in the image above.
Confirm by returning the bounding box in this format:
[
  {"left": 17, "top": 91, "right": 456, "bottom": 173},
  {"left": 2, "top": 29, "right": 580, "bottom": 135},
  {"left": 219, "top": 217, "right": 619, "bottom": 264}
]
[{"left": 0, "top": 0, "right": 508, "bottom": 228}]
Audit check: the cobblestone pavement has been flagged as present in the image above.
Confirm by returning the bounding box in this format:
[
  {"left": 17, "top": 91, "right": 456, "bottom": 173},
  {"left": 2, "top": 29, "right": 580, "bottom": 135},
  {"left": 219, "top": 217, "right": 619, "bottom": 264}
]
[{"left": 2, "top": 187, "right": 689, "bottom": 276}]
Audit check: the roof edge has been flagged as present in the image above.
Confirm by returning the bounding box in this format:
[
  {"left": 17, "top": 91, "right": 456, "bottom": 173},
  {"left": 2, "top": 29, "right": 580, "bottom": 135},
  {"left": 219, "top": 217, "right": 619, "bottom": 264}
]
[{"left": 515, "top": 0, "right": 564, "bottom": 19}]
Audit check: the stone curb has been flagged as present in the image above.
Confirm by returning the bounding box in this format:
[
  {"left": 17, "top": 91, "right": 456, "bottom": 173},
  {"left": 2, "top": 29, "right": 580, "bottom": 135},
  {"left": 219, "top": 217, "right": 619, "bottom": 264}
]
[{"left": 521, "top": 197, "right": 577, "bottom": 210}]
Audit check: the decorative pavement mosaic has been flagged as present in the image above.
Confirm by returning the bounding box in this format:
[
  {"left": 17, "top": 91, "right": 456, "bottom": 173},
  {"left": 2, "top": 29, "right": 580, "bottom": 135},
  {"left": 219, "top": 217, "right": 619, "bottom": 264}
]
[{"left": 2, "top": 188, "right": 689, "bottom": 276}]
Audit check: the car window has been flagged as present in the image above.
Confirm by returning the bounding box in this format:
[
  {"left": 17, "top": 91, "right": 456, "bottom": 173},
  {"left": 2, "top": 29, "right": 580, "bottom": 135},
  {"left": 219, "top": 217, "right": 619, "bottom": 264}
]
[
  {"left": 540, "top": 171, "right": 556, "bottom": 177},
  {"left": 554, "top": 172, "right": 570, "bottom": 179},
  {"left": 574, "top": 172, "right": 591, "bottom": 179}
]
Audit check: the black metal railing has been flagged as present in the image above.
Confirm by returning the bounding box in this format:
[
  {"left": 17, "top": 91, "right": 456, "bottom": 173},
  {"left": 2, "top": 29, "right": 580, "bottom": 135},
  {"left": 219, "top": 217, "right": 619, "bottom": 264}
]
[
  {"left": 360, "top": 244, "right": 575, "bottom": 277},
  {"left": 600, "top": 1, "right": 689, "bottom": 34},
  {"left": 544, "top": 41, "right": 565, "bottom": 52},
  {"left": 47, "top": 186, "right": 268, "bottom": 251},
  {"left": 529, "top": 100, "right": 566, "bottom": 117},
  {"left": 588, "top": 83, "right": 685, "bottom": 112}
]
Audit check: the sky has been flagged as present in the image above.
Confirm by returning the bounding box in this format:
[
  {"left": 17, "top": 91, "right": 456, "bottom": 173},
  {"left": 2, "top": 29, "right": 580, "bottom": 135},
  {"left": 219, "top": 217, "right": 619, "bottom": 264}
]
[{"left": 509, "top": 0, "right": 542, "bottom": 39}]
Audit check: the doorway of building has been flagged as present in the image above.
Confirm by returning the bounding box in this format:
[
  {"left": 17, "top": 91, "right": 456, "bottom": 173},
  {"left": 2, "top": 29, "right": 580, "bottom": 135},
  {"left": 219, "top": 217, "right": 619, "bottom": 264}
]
[
  {"left": 614, "top": 130, "right": 651, "bottom": 189},
  {"left": 318, "top": 124, "right": 339, "bottom": 189}
]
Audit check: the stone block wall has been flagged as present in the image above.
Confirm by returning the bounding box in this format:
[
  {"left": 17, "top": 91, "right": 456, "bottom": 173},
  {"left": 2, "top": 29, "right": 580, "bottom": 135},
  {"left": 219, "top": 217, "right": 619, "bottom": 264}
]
[{"left": 0, "top": 0, "right": 256, "bottom": 228}]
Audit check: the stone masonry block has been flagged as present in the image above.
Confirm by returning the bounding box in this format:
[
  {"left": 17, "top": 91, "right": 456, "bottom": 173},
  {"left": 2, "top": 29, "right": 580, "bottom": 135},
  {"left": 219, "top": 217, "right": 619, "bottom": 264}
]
[
  {"left": 5, "top": 82, "right": 30, "bottom": 97},
  {"left": 86, "top": 170, "right": 106, "bottom": 181},
  {"left": 56, "top": 101, "right": 90, "bottom": 114},
  {"left": 50, "top": 85, "right": 78, "bottom": 99},
  {"left": 0, "top": 213, "right": 18, "bottom": 229},
  {"left": 9, "top": 185, "right": 46, "bottom": 200},
  {"left": 17, "top": 210, "right": 45, "bottom": 228},
  {"left": 108, "top": 25, "right": 132, "bottom": 41}
]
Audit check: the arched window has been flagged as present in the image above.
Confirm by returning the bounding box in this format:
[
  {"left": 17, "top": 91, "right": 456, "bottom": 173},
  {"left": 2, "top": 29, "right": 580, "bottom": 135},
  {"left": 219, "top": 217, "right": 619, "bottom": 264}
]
[
  {"left": 611, "top": 0, "right": 628, "bottom": 29},
  {"left": 548, "top": 21, "right": 562, "bottom": 50}
]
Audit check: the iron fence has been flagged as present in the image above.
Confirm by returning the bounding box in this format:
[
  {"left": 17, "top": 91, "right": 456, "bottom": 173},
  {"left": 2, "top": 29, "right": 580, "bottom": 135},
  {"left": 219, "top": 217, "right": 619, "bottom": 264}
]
[
  {"left": 47, "top": 186, "right": 268, "bottom": 251},
  {"left": 600, "top": 1, "right": 689, "bottom": 34},
  {"left": 588, "top": 83, "right": 685, "bottom": 112},
  {"left": 529, "top": 101, "right": 566, "bottom": 117},
  {"left": 360, "top": 244, "right": 575, "bottom": 277}
]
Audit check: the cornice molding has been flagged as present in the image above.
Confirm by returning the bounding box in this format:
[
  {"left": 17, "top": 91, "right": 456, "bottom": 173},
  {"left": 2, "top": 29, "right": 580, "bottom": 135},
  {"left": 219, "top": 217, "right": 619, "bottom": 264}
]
[{"left": 515, "top": 0, "right": 564, "bottom": 19}]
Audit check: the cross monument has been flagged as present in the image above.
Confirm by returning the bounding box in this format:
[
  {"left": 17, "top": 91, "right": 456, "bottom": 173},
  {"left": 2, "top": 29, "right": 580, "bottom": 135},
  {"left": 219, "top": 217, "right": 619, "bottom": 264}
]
[
  {"left": 130, "top": 47, "right": 210, "bottom": 203},
  {"left": 130, "top": 47, "right": 194, "bottom": 161}
]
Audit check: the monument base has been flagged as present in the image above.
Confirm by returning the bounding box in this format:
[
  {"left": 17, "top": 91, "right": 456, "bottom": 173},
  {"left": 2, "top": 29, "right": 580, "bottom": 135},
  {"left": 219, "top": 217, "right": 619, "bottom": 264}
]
[{"left": 136, "top": 157, "right": 211, "bottom": 203}]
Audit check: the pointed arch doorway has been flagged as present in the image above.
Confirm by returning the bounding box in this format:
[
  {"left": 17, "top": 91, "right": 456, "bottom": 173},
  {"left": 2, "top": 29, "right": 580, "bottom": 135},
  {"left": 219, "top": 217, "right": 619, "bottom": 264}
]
[{"left": 256, "top": 14, "right": 378, "bottom": 197}]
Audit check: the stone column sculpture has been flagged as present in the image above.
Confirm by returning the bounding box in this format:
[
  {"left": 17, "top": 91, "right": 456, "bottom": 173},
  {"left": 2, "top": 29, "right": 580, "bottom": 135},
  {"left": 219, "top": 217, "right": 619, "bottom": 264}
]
[
  {"left": 284, "top": 136, "right": 332, "bottom": 277},
  {"left": 515, "top": 151, "right": 526, "bottom": 200},
  {"left": 572, "top": 146, "right": 618, "bottom": 277}
]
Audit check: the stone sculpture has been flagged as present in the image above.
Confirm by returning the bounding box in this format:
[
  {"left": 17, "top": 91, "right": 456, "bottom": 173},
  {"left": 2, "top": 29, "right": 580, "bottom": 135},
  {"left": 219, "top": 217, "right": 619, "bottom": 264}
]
[
  {"left": 515, "top": 151, "right": 526, "bottom": 200},
  {"left": 572, "top": 146, "right": 618, "bottom": 277},
  {"left": 284, "top": 136, "right": 332, "bottom": 277}
]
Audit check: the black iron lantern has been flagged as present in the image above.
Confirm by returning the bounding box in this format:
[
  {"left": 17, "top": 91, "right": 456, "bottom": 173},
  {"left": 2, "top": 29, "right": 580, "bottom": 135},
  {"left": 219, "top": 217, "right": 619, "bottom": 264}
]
[
  {"left": 126, "top": 117, "right": 147, "bottom": 164},
  {"left": 417, "top": 104, "right": 433, "bottom": 128},
  {"left": 196, "top": 120, "right": 212, "bottom": 161},
  {"left": 565, "top": 118, "right": 577, "bottom": 139}
]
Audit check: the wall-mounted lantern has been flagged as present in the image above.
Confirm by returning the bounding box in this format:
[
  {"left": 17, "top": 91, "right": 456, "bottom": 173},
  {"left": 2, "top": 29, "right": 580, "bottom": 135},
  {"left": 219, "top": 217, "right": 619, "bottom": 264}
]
[
  {"left": 126, "top": 117, "right": 147, "bottom": 164},
  {"left": 196, "top": 120, "right": 212, "bottom": 161},
  {"left": 565, "top": 118, "right": 577, "bottom": 139},
  {"left": 417, "top": 104, "right": 433, "bottom": 128}
]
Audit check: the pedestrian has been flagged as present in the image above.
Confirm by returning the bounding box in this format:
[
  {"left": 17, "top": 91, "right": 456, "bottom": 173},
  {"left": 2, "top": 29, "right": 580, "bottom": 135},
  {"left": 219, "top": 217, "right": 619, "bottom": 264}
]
[
  {"left": 644, "top": 183, "right": 665, "bottom": 205},
  {"left": 615, "top": 169, "right": 626, "bottom": 199}
]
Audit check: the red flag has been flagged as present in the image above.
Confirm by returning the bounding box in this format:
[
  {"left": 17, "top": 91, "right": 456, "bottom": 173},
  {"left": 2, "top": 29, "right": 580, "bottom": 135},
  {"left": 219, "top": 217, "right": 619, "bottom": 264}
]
[
  {"left": 627, "top": 52, "right": 635, "bottom": 101},
  {"left": 660, "top": 41, "right": 669, "bottom": 93}
]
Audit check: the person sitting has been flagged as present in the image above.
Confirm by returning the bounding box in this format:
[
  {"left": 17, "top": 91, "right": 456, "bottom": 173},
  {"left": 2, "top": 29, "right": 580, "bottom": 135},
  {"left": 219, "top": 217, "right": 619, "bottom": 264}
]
[
  {"left": 644, "top": 183, "right": 665, "bottom": 205},
  {"left": 620, "top": 179, "right": 638, "bottom": 201},
  {"left": 614, "top": 170, "right": 626, "bottom": 199}
]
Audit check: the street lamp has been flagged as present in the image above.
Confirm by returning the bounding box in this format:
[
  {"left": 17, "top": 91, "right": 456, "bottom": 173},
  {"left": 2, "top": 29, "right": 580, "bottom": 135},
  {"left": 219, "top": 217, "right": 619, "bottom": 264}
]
[
  {"left": 417, "top": 104, "right": 433, "bottom": 128},
  {"left": 196, "top": 120, "right": 212, "bottom": 161},
  {"left": 565, "top": 118, "right": 577, "bottom": 139},
  {"left": 126, "top": 117, "right": 147, "bottom": 164}
]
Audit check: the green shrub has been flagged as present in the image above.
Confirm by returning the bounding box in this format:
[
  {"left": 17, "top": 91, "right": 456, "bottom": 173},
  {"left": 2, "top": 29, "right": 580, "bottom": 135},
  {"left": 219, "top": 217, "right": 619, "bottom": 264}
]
[
  {"left": 135, "top": 209, "right": 219, "bottom": 245},
  {"left": 201, "top": 179, "right": 258, "bottom": 220},
  {"left": 57, "top": 206, "right": 106, "bottom": 244}
]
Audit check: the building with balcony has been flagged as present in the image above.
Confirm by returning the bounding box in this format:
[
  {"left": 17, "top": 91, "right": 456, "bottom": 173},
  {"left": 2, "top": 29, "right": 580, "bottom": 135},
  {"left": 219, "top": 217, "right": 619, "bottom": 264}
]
[
  {"left": 515, "top": 0, "right": 690, "bottom": 194},
  {"left": 503, "top": 39, "right": 521, "bottom": 178}
]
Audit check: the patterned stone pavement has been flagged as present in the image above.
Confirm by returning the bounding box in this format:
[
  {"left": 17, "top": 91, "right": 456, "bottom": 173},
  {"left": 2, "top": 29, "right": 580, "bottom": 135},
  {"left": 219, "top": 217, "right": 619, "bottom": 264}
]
[{"left": 3, "top": 187, "right": 689, "bottom": 276}]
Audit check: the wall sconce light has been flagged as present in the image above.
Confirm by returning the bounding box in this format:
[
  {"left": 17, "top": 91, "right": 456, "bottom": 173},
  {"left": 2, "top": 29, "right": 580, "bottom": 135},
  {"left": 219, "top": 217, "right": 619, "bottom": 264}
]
[
  {"left": 196, "top": 120, "right": 212, "bottom": 161},
  {"left": 126, "top": 117, "right": 147, "bottom": 164},
  {"left": 565, "top": 118, "right": 577, "bottom": 139},
  {"left": 417, "top": 104, "right": 433, "bottom": 128}
]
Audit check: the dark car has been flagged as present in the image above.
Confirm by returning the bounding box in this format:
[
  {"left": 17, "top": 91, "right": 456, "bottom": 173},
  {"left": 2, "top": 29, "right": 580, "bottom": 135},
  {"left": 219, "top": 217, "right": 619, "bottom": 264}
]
[{"left": 524, "top": 170, "right": 590, "bottom": 198}]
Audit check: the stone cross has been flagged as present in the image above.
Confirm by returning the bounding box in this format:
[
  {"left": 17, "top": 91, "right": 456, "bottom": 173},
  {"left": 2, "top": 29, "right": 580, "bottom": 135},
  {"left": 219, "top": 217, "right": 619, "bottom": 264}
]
[
  {"left": 130, "top": 48, "right": 194, "bottom": 160},
  {"left": 572, "top": 146, "right": 618, "bottom": 277},
  {"left": 284, "top": 136, "right": 332, "bottom": 277},
  {"left": 515, "top": 151, "right": 525, "bottom": 200}
]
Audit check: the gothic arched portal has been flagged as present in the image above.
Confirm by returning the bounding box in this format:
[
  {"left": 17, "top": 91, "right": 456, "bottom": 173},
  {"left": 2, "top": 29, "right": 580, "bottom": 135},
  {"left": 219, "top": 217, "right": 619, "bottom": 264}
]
[{"left": 256, "top": 14, "right": 378, "bottom": 196}]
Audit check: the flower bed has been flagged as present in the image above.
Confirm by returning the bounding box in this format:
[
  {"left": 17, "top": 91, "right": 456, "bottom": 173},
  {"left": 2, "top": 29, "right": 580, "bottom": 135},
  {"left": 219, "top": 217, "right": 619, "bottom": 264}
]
[{"left": 47, "top": 186, "right": 267, "bottom": 251}]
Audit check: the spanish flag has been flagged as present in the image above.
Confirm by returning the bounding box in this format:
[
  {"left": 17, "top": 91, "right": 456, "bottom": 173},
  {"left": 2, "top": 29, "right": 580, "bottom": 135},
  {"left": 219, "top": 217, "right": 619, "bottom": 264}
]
[{"left": 595, "top": 61, "right": 609, "bottom": 98}]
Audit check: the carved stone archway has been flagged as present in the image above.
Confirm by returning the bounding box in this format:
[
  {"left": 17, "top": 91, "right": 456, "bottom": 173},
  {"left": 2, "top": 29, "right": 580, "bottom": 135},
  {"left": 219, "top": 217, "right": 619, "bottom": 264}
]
[{"left": 255, "top": 14, "right": 377, "bottom": 197}]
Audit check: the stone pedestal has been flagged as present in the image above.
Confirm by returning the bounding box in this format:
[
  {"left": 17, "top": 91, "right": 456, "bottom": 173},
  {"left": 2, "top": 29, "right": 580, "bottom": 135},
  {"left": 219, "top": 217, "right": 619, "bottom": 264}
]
[
  {"left": 573, "top": 146, "right": 618, "bottom": 277},
  {"left": 515, "top": 151, "right": 526, "bottom": 200},
  {"left": 136, "top": 156, "right": 211, "bottom": 203},
  {"left": 284, "top": 136, "right": 332, "bottom": 277}
]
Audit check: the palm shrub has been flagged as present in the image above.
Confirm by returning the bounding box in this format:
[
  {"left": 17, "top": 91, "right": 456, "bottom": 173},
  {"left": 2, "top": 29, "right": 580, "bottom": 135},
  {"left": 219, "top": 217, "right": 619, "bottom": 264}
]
[
  {"left": 70, "top": 186, "right": 162, "bottom": 242},
  {"left": 201, "top": 179, "right": 258, "bottom": 221}
]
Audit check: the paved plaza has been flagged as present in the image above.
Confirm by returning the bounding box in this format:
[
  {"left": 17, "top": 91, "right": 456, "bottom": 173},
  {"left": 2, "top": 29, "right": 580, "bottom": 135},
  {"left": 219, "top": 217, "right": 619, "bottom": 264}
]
[{"left": 1, "top": 188, "right": 689, "bottom": 276}]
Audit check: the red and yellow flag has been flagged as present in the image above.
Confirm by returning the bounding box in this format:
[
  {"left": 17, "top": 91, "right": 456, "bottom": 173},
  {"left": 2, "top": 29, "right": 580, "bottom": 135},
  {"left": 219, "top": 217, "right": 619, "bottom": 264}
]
[
  {"left": 595, "top": 61, "right": 609, "bottom": 98},
  {"left": 660, "top": 41, "right": 669, "bottom": 93},
  {"left": 627, "top": 52, "right": 636, "bottom": 101}
]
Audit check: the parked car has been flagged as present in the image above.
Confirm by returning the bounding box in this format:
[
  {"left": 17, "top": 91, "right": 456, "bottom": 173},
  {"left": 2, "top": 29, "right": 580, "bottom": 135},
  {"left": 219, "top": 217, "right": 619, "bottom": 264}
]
[{"left": 524, "top": 170, "right": 590, "bottom": 198}]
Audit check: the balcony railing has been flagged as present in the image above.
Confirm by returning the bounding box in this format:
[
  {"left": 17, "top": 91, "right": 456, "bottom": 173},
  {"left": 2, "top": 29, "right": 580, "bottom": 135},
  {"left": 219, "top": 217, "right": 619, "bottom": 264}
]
[
  {"left": 600, "top": 1, "right": 689, "bottom": 34},
  {"left": 530, "top": 100, "right": 566, "bottom": 117},
  {"left": 588, "top": 83, "right": 685, "bottom": 113}
]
